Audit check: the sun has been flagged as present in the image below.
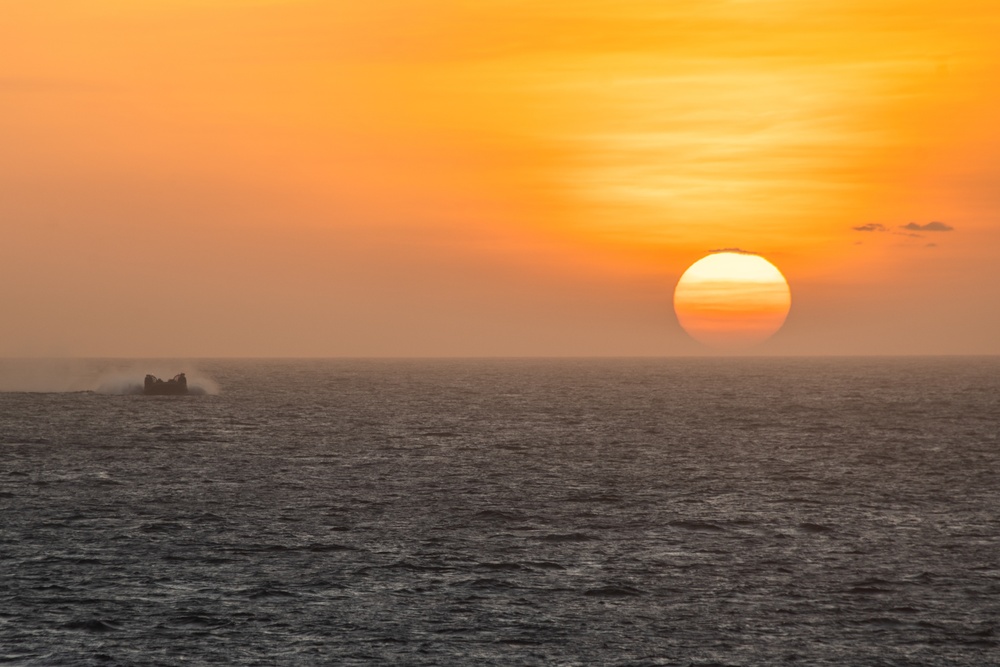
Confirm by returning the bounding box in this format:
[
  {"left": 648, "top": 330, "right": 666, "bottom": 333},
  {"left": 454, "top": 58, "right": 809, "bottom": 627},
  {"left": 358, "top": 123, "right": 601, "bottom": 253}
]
[{"left": 673, "top": 252, "right": 791, "bottom": 349}]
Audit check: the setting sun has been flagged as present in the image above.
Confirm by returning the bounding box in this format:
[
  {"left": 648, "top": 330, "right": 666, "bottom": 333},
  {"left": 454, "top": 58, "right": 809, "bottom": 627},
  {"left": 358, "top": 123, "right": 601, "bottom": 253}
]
[{"left": 673, "top": 252, "right": 792, "bottom": 349}]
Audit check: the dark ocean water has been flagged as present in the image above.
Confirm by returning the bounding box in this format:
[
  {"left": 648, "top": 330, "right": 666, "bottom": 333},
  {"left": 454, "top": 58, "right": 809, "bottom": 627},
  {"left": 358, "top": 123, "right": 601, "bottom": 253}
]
[{"left": 1, "top": 358, "right": 999, "bottom": 666}]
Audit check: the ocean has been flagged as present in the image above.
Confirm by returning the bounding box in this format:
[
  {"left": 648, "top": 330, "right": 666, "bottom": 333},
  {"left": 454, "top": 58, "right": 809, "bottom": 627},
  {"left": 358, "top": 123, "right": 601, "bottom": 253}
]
[{"left": 1, "top": 358, "right": 998, "bottom": 666}]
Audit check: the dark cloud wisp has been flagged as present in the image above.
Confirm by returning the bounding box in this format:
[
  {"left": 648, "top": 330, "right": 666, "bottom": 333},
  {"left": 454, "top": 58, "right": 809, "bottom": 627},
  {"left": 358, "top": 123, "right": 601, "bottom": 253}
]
[
  {"left": 901, "top": 221, "right": 954, "bottom": 232},
  {"left": 852, "top": 221, "right": 955, "bottom": 236}
]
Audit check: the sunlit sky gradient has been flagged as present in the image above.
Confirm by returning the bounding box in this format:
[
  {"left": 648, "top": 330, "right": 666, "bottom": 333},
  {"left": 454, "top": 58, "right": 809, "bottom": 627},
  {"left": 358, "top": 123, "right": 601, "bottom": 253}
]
[{"left": 3, "top": 0, "right": 999, "bottom": 356}]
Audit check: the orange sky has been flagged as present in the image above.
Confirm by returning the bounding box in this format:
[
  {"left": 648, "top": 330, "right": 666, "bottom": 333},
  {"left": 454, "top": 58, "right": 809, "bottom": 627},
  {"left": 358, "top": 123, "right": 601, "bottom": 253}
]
[{"left": 2, "top": 0, "right": 999, "bottom": 356}]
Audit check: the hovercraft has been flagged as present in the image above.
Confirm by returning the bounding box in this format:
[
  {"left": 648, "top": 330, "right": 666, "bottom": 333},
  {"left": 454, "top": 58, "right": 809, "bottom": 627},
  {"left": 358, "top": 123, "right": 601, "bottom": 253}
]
[{"left": 143, "top": 373, "right": 188, "bottom": 395}]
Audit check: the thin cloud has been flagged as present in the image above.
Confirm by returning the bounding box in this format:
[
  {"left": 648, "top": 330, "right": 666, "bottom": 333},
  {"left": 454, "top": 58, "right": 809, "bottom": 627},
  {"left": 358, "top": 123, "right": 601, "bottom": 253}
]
[
  {"left": 852, "top": 223, "right": 887, "bottom": 232},
  {"left": 709, "top": 247, "right": 757, "bottom": 255},
  {"left": 901, "top": 221, "right": 954, "bottom": 232}
]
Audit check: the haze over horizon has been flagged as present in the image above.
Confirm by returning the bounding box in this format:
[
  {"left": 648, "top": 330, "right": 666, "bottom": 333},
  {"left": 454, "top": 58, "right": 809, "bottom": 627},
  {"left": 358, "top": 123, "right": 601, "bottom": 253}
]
[{"left": 4, "top": 1, "right": 999, "bottom": 357}]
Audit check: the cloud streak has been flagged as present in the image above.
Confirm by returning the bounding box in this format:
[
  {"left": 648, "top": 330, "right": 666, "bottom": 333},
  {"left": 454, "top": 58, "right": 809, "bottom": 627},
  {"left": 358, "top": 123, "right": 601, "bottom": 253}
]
[
  {"left": 852, "top": 221, "right": 955, "bottom": 236},
  {"left": 901, "top": 221, "right": 954, "bottom": 232}
]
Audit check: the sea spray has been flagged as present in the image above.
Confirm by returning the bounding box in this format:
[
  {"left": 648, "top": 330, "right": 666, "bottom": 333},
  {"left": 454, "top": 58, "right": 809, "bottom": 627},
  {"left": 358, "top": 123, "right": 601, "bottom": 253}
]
[
  {"left": 0, "top": 359, "right": 220, "bottom": 394},
  {"left": 95, "top": 367, "right": 221, "bottom": 395},
  {"left": 0, "top": 359, "right": 100, "bottom": 393}
]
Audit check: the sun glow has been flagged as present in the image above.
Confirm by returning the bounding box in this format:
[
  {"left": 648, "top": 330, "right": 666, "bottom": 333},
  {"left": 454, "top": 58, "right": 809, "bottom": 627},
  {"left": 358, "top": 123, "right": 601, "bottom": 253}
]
[
  {"left": 1, "top": 1, "right": 999, "bottom": 356},
  {"left": 673, "top": 252, "right": 791, "bottom": 350}
]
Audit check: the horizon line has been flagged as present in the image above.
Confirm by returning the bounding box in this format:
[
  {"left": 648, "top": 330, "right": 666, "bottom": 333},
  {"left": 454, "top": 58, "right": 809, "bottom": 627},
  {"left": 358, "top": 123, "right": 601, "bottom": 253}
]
[{"left": 3, "top": 353, "right": 998, "bottom": 361}]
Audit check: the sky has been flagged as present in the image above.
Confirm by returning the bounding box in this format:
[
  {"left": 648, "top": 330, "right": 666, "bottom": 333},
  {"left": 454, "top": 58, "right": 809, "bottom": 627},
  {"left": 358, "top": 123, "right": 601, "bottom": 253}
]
[{"left": 3, "top": 0, "right": 999, "bottom": 356}]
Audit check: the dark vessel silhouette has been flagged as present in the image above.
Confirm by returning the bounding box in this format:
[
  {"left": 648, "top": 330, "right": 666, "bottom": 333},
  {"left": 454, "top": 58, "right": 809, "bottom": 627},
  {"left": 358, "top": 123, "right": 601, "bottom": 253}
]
[{"left": 144, "top": 373, "right": 188, "bottom": 395}]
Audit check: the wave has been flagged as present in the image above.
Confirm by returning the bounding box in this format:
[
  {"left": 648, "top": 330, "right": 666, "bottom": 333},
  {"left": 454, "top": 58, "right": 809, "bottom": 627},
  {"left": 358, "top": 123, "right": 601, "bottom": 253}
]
[
  {"left": 63, "top": 619, "right": 120, "bottom": 632},
  {"left": 669, "top": 520, "right": 726, "bottom": 532},
  {"left": 533, "top": 532, "right": 597, "bottom": 543},
  {"left": 584, "top": 585, "right": 643, "bottom": 598}
]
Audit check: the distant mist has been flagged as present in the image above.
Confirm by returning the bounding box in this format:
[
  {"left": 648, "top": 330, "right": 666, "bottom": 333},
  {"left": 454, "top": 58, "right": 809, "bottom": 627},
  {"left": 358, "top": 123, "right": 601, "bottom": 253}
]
[{"left": 0, "top": 360, "right": 220, "bottom": 395}]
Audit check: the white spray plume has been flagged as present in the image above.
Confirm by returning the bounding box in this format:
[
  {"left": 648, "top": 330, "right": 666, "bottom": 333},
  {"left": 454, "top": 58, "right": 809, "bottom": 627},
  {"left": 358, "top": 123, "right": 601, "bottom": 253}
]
[{"left": 0, "top": 359, "right": 220, "bottom": 395}]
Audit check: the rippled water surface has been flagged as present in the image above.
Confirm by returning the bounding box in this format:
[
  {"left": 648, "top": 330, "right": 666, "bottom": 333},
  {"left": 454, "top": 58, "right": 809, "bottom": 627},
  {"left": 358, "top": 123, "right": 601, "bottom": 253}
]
[{"left": 2, "top": 358, "right": 999, "bottom": 665}]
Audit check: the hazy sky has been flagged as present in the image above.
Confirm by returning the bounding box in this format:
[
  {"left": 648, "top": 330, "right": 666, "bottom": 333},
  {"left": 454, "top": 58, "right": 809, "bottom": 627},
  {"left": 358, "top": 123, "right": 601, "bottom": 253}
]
[{"left": 3, "top": 0, "right": 999, "bottom": 356}]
